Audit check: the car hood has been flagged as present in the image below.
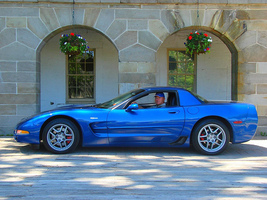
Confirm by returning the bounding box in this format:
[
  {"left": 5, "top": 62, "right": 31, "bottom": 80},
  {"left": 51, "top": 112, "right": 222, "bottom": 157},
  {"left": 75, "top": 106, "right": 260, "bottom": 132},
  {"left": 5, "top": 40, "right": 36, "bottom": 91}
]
[{"left": 53, "top": 104, "right": 96, "bottom": 110}]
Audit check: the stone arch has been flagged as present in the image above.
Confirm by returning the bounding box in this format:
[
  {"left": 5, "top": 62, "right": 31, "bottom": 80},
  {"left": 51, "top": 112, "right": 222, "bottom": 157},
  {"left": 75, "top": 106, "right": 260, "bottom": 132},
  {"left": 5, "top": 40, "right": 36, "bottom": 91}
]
[
  {"left": 155, "top": 9, "right": 246, "bottom": 101},
  {"left": 37, "top": 24, "right": 119, "bottom": 111},
  {"left": 176, "top": 26, "right": 238, "bottom": 101}
]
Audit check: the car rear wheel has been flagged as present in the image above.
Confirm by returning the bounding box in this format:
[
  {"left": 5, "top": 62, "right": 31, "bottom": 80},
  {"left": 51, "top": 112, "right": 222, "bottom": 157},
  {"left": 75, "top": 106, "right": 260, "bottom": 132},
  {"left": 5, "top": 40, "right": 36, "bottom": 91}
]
[
  {"left": 42, "top": 119, "right": 80, "bottom": 154},
  {"left": 192, "top": 119, "right": 230, "bottom": 155}
]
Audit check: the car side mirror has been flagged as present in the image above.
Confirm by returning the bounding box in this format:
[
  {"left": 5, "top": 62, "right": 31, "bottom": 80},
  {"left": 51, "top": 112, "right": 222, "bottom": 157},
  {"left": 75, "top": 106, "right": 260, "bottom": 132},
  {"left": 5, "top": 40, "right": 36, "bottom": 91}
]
[{"left": 126, "top": 103, "right": 139, "bottom": 112}]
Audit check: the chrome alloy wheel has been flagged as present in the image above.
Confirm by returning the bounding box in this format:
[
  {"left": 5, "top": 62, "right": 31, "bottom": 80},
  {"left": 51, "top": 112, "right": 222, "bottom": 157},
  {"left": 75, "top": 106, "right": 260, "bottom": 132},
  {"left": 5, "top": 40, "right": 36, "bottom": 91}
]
[
  {"left": 197, "top": 123, "right": 227, "bottom": 153},
  {"left": 47, "top": 123, "right": 75, "bottom": 151}
]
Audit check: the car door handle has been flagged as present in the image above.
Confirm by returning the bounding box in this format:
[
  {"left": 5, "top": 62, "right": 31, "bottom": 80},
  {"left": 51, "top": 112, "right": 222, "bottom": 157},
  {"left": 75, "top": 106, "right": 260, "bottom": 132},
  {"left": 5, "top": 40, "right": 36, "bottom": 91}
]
[{"left": 168, "top": 110, "right": 180, "bottom": 114}]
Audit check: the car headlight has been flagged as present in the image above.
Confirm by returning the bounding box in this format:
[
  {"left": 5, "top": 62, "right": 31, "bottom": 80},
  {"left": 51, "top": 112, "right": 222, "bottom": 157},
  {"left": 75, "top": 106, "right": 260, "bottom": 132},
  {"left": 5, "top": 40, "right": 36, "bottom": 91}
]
[{"left": 16, "top": 130, "right": 29, "bottom": 135}]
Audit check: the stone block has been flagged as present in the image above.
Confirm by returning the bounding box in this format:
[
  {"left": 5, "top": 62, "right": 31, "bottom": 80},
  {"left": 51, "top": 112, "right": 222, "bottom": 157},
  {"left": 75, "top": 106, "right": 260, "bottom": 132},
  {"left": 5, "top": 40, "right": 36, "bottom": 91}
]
[
  {"left": 257, "top": 84, "right": 267, "bottom": 94},
  {"left": 244, "top": 73, "right": 267, "bottom": 84},
  {"left": 178, "top": 10, "right": 193, "bottom": 27},
  {"left": 0, "top": 17, "right": 5, "bottom": 32},
  {"left": 120, "top": 0, "right": 157, "bottom": 3},
  {"left": 258, "top": 31, "right": 267, "bottom": 48},
  {"left": 0, "top": 7, "right": 39, "bottom": 17},
  {"left": 0, "top": 83, "right": 16, "bottom": 94},
  {"left": 0, "top": 105, "right": 16, "bottom": 115},
  {"left": 0, "top": 127, "right": 14, "bottom": 135},
  {"left": 203, "top": 9, "right": 218, "bottom": 27},
  {"left": 138, "top": 31, "right": 162, "bottom": 51},
  {"left": 0, "top": 116, "right": 27, "bottom": 130},
  {"left": 257, "top": 116, "right": 267, "bottom": 124},
  {"left": 161, "top": 10, "right": 181, "bottom": 33},
  {"left": 119, "top": 83, "right": 138, "bottom": 95},
  {"left": 257, "top": 62, "right": 267, "bottom": 73},
  {"left": 149, "top": 20, "right": 169, "bottom": 41},
  {"left": 40, "top": 8, "right": 60, "bottom": 31},
  {"left": 18, "top": 83, "right": 40, "bottom": 94},
  {"left": 115, "top": 31, "right": 137, "bottom": 50},
  {"left": 17, "top": 104, "right": 39, "bottom": 116},
  {"left": 137, "top": 62, "right": 156, "bottom": 73},
  {"left": 129, "top": 20, "right": 148, "bottom": 30},
  {"left": 0, "top": 62, "right": 16, "bottom": 72},
  {"left": 55, "top": 8, "right": 72, "bottom": 27},
  {"left": 247, "top": 21, "right": 267, "bottom": 31},
  {"left": 119, "top": 73, "right": 155, "bottom": 84},
  {"left": 235, "top": 31, "right": 257, "bottom": 50},
  {"left": 240, "top": 94, "right": 267, "bottom": 105},
  {"left": 0, "top": 43, "right": 36, "bottom": 61},
  {"left": 119, "top": 62, "right": 138, "bottom": 73},
  {"left": 7, "top": 17, "right": 26, "bottom": 28},
  {"left": 106, "top": 20, "right": 127, "bottom": 40},
  {"left": 0, "top": 94, "right": 38, "bottom": 104},
  {"left": 73, "top": 8, "right": 85, "bottom": 25},
  {"left": 241, "top": 44, "right": 267, "bottom": 62},
  {"left": 95, "top": 9, "right": 115, "bottom": 32},
  {"left": 238, "top": 83, "right": 256, "bottom": 95},
  {"left": 101, "top": 0, "right": 120, "bottom": 2},
  {"left": 27, "top": 17, "right": 49, "bottom": 39},
  {"left": 225, "top": 20, "right": 247, "bottom": 42},
  {"left": 0, "top": 28, "right": 16, "bottom": 48},
  {"left": 84, "top": 9, "right": 101, "bottom": 27},
  {"left": 214, "top": 10, "right": 236, "bottom": 33},
  {"left": 191, "top": 9, "right": 204, "bottom": 27},
  {"left": 1, "top": 72, "right": 38, "bottom": 83},
  {"left": 239, "top": 63, "right": 256, "bottom": 73},
  {"left": 17, "top": 29, "right": 41, "bottom": 49},
  {"left": 119, "top": 44, "right": 156, "bottom": 62},
  {"left": 17, "top": 61, "right": 39, "bottom": 72},
  {"left": 116, "top": 9, "right": 160, "bottom": 20},
  {"left": 246, "top": 10, "right": 267, "bottom": 20}
]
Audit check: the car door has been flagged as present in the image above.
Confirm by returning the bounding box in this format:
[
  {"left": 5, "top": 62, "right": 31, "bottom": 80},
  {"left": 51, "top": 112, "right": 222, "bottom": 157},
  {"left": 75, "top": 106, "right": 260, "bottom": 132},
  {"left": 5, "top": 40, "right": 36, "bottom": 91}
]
[{"left": 107, "top": 106, "right": 185, "bottom": 144}]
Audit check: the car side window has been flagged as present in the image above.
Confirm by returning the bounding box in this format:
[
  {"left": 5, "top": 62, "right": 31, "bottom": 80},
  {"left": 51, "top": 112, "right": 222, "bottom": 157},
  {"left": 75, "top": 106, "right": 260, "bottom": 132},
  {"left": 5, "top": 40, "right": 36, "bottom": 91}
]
[
  {"left": 130, "top": 91, "right": 179, "bottom": 108},
  {"left": 134, "top": 93, "right": 158, "bottom": 108}
]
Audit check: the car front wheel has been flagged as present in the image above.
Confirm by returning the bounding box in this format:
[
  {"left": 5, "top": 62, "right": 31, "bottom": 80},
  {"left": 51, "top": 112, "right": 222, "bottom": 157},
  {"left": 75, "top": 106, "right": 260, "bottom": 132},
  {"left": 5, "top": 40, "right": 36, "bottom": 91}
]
[
  {"left": 192, "top": 119, "right": 230, "bottom": 155},
  {"left": 42, "top": 119, "right": 80, "bottom": 154}
]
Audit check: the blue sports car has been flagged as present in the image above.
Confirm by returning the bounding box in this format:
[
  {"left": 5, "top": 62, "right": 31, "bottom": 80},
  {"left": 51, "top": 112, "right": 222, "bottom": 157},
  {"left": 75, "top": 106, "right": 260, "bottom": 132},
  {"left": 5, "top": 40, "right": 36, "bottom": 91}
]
[{"left": 14, "top": 87, "right": 258, "bottom": 155}]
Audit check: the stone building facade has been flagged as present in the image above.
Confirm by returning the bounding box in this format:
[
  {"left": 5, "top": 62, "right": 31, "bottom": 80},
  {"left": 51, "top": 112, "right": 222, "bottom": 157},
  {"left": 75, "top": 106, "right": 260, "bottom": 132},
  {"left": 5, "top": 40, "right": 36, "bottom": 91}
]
[{"left": 0, "top": 0, "right": 266, "bottom": 136}]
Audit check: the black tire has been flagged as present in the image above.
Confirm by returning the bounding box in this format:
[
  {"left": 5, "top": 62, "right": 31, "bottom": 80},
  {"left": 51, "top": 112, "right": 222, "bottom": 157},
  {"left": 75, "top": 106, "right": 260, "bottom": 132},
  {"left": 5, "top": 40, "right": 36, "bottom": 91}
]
[
  {"left": 42, "top": 119, "right": 80, "bottom": 154},
  {"left": 192, "top": 119, "right": 230, "bottom": 155}
]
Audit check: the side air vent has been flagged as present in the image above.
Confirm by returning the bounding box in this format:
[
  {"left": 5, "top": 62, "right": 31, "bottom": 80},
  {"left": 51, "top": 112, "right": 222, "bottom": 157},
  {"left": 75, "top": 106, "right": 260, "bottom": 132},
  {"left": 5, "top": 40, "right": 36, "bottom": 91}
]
[{"left": 169, "top": 136, "right": 188, "bottom": 145}]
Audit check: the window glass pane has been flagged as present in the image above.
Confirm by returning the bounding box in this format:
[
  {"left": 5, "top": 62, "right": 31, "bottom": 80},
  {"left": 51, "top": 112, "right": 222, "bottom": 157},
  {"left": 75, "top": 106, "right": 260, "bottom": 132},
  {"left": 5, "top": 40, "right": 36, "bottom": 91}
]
[
  {"left": 185, "top": 75, "right": 194, "bottom": 91},
  {"left": 68, "top": 76, "right": 76, "bottom": 88},
  {"left": 77, "top": 76, "right": 85, "bottom": 88},
  {"left": 69, "top": 88, "right": 76, "bottom": 99},
  {"left": 68, "top": 63, "right": 76, "bottom": 74},
  {"left": 86, "top": 63, "right": 94, "bottom": 74},
  {"left": 169, "top": 62, "right": 176, "bottom": 71}
]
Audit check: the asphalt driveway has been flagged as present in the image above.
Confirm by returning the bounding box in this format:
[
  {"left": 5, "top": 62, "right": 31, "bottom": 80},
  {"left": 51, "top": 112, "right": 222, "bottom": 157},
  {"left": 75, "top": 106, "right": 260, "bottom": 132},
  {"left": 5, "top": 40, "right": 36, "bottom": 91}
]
[{"left": 0, "top": 137, "right": 267, "bottom": 199}]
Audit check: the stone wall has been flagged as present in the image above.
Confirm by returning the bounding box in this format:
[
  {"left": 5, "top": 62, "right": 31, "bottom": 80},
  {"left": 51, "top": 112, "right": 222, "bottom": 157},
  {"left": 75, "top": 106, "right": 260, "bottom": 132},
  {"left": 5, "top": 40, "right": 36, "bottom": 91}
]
[{"left": 0, "top": 0, "right": 267, "bottom": 135}]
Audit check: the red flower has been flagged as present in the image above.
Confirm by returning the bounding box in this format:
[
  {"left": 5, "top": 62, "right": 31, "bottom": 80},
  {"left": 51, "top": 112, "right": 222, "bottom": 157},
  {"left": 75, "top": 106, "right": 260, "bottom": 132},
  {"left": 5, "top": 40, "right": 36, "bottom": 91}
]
[
  {"left": 204, "top": 33, "right": 208, "bottom": 37},
  {"left": 206, "top": 47, "right": 210, "bottom": 51},
  {"left": 70, "top": 33, "right": 75, "bottom": 36},
  {"left": 188, "top": 36, "right": 193, "bottom": 40},
  {"left": 190, "top": 32, "right": 193, "bottom": 34},
  {"left": 196, "top": 32, "right": 199, "bottom": 35}
]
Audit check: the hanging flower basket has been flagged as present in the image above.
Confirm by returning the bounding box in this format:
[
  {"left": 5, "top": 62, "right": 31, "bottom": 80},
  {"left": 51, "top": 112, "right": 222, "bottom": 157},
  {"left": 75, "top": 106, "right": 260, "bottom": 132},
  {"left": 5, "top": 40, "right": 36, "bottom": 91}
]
[
  {"left": 59, "top": 33, "right": 89, "bottom": 56},
  {"left": 184, "top": 31, "right": 212, "bottom": 56}
]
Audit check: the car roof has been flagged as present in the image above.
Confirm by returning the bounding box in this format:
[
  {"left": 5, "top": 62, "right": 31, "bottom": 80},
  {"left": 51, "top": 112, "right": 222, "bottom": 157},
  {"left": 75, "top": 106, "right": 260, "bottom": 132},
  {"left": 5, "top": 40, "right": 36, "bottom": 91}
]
[{"left": 140, "top": 86, "right": 186, "bottom": 92}]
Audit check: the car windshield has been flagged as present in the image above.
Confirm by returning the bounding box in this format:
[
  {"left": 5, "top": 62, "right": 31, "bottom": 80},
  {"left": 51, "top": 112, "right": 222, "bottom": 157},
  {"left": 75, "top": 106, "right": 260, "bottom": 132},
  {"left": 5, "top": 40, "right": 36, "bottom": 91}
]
[{"left": 97, "top": 89, "right": 144, "bottom": 109}]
